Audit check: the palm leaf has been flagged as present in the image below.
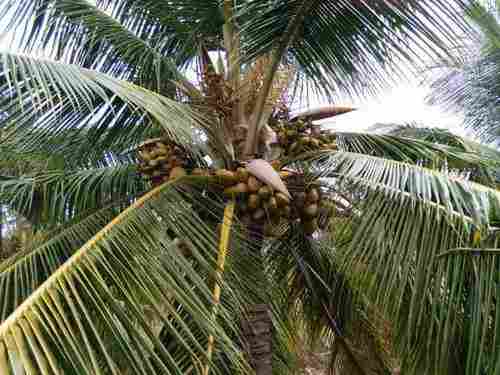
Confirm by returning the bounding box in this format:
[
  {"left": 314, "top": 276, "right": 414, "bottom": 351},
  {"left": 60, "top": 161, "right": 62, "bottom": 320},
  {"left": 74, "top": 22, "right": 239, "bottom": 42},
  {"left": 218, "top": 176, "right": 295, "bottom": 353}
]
[
  {"left": 0, "top": 52, "right": 206, "bottom": 154},
  {"left": 0, "top": 0, "right": 190, "bottom": 92},
  {"left": 336, "top": 131, "right": 493, "bottom": 168},
  {"left": 0, "top": 179, "right": 253, "bottom": 374},
  {"left": 0, "top": 164, "right": 144, "bottom": 225},
  {"left": 0, "top": 205, "right": 121, "bottom": 323},
  {"left": 335, "top": 185, "right": 479, "bottom": 374},
  {"left": 291, "top": 151, "right": 500, "bottom": 225},
  {"left": 426, "top": 2, "right": 500, "bottom": 143},
  {"left": 365, "top": 123, "right": 500, "bottom": 186},
  {"left": 239, "top": 0, "right": 470, "bottom": 97}
]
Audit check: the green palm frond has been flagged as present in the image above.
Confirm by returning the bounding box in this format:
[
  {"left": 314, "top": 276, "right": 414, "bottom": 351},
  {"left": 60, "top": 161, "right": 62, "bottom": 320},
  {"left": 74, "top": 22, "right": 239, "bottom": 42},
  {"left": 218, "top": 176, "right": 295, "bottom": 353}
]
[
  {"left": 0, "top": 52, "right": 206, "bottom": 154},
  {"left": 291, "top": 151, "right": 500, "bottom": 225},
  {"left": 335, "top": 185, "right": 484, "bottom": 374},
  {"left": 361, "top": 124, "right": 500, "bottom": 186},
  {"left": 266, "top": 224, "right": 396, "bottom": 375},
  {"left": 0, "top": 205, "right": 121, "bottom": 322},
  {"left": 0, "top": 179, "right": 253, "bottom": 374},
  {"left": 239, "top": 0, "right": 470, "bottom": 97},
  {"left": 0, "top": 0, "right": 189, "bottom": 91},
  {"left": 0, "top": 164, "right": 144, "bottom": 224},
  {"left": 97, "top": 0, "right": 225, "bottom": 64},
  {"left": 336, "top": 131, "right": 492, "bottom": 167}
]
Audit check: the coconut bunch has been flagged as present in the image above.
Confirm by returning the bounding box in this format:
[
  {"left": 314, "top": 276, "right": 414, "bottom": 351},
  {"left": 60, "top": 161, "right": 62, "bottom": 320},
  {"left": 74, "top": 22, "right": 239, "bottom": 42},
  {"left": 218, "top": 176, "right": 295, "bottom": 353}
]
[
  {"left": 214, "top": 160, "right": 325, "bottom": 237},
  {"left": 136, "top": 138, "right": 199, "bottom": 186},
  {"left": 273, "top": 118, "right": 338, "bottom": 156},
  {"left": 287, "top": 178, "right": 324, "bottom": 236},
  {"left": 214, "top": 166, "right": 294, "bottom": 237}
]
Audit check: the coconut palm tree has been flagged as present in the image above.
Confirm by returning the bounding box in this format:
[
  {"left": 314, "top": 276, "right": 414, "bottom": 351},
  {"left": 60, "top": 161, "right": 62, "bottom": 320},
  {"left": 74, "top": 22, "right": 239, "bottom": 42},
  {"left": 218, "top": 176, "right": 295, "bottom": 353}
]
[
  {"left": 1, "top": 1, "right": 500, "bottom": 374},
  {"left": 427, "top": 1, "right": 500, "bottom": 143}
]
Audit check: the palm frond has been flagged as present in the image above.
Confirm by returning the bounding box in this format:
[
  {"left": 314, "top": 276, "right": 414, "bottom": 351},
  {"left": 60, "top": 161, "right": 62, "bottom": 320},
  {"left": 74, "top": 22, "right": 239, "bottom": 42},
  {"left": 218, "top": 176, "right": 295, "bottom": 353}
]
[
  {"left": 0, "top": 0, "right": 190, "bottom": 92},
  {"left": 334, "top": 184, "right": 488, "bottom": 374},
  {"left": 239, "top": 0, "right": 470, "bottom": 97},
  {"left": 336, "top": 131, "right": 493, "bottom": 168},
  {"left": 0, "top": 205, "right": 121, "bottom": 323},
  {"left": 359, "top": 124, "right": 500, "bottom": 186},
  {"left": 0, "top": 52, "right": 206, "bottom": 155},
  {"left": 291, "top": 151, "right": 500, "bottom": 225},
  {"left": 97, "top": 0, "right": 225, "bottom": 63},
  {"left": 266, "top": 224, "right": 396, "bottom": 374},
  {"left": 0, "top": 179, "right": 253, "bottom": 374},
  {"left": 0, "top": 164, "right": 144, "bottom": 225},
  {"left": 426, "top": 2, "right": 500, "bottom": 143}
]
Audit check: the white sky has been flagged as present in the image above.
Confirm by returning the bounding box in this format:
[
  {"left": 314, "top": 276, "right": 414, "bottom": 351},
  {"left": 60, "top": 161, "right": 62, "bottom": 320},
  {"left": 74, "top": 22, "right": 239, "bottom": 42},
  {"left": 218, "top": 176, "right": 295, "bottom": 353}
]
[{"left": 315, "top": 80, "right": 467, "bottom": 136}]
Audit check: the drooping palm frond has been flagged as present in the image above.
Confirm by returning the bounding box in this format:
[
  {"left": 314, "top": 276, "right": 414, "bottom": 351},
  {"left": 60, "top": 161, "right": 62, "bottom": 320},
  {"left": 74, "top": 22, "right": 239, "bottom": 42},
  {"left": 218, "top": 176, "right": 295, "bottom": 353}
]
[
  {"left": 0, "top": 0, "right": 193, "bottom": 92},
  {"left": 333, "top": 184, "right": 488, "bottom": 374},
  {"left": 286, "top": 145, "right": 500, "bottom": 374},
  {"left": 0, "top": 179, "right": 256, "bottom": 374},
  {"left": 362, "top": 123, "right": 500, "bottom": 186},
  {"left": 239, "top": 0, "right": 470, "bottom": 98},
  {"left": 266, "top": 223, "right": 397, "bottom": 375},
  {"left": 0, "top": 205, "right": 121, "bottom": 323},
  {"left": 290, "top": 151, "right": 500, "bottom": 225},
  {"left": 335, "top": 131, "right": 493, "bottom": 168},
  {"left": 0, "top": 52, "right": 208, "bottom": 158},
  {"left": 0, "top": 164, "right": 144, "bottom": 225}
]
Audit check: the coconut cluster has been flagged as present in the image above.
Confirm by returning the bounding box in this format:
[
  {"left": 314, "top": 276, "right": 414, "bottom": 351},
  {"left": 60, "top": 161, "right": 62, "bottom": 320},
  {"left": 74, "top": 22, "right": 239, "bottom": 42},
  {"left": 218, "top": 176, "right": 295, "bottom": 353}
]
[
  {"left": 273, "top": 119, "right": 338, "bottom": 156},
  {"left": 137, "top": 138, "right": 195, "bottom": 186},
  {"left": 136, "top": 138, "right": 325, "bottom": 236},
  {"left": 216, "top": 167, "right": 323, "bottom": 236},
  {"left": 289, "top": 184, "right": 322, "bottom": 235},
  {"left": 214, "top": 167, "right": 293, "bottom": 236}
]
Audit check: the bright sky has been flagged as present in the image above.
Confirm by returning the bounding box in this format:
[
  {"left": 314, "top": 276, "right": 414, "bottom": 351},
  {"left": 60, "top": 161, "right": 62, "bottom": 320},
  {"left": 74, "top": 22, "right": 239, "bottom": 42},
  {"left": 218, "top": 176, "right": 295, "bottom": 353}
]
[{"left": 315, "top": 80, "right": 467, "bottom": 136}]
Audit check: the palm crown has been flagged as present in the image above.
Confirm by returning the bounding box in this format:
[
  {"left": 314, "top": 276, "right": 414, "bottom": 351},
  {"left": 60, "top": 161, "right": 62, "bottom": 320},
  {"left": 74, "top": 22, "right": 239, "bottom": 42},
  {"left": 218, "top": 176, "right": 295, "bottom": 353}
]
[{"left": 1, "top": 1, "right": 500, "bottom": 374}]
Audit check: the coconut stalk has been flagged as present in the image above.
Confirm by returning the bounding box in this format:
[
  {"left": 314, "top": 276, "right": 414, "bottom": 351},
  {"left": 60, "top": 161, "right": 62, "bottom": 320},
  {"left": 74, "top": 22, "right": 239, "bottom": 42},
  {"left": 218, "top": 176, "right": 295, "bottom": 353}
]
[
  {"left": 203, "top": 201, "right": 235, "bottom": 375},
  {"left": 243, "top": 0, "right": 320, "bottom": 159}
]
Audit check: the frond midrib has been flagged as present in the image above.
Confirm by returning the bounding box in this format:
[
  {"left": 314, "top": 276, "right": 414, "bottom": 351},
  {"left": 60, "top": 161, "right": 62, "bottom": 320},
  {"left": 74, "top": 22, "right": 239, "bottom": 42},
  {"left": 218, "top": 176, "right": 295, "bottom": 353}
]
[{"left": 0, "top": 180, "right": 170, "bottom": 334}]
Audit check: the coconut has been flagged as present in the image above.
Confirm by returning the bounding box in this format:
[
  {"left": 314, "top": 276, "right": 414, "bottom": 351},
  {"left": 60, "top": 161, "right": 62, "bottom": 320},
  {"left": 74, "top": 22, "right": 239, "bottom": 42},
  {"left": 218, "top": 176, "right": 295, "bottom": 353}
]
[
  {"left": 280, "top": 205, "right": 292, "bottom": 218},
  {"left": 215, "top": 169, "right": 239, "bottom": 186},
  {"left": 306, "top": 188, "right": 320, "bottom": 203},
  {"left": 265, "top": 196, "right": 278, "bottom": 212},
  {"left": 275, "top": 192, "right": 290, "bottom": 207},
  {"left": 258, "top": 186, "right": 272, "bottom": 200},
  {"left": 252, "top": 208, "right": 266, "bottom": 221},
  {"left": 247, "top": 176, "right": 262, "bottom": 192},
  {"left": 303, "top": 203, "right": 319, "bottom": 219},
  {"left": 248, "top": 194, "right": 261, "bottom": 211},
  {"left": 236, "top": 167, "right": 249, "bottom": 182},
  {"left": 294, "top": 192, "right": 306, "bottom": 209},
  {"left": 310, "top": 138, "right": 321, "bottom": 148},
  {"left": 169, "top": 167, "right": 187, "bottom": 180},
  {"left": 224, "top": 182, "right": 249, "bottom": 195}
]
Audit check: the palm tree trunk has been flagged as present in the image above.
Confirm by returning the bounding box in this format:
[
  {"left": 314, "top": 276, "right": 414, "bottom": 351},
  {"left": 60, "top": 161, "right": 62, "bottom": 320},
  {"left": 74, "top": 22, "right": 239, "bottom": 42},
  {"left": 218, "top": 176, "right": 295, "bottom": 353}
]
[
  {"left": 241, "top": 224, "right": 273, "bottom": 375},
  {"left": 241, "top": 304, "right": 273, "bottom": 375},
  {"left": 0, "top": 206, "right": 3, "bottom": 258}
]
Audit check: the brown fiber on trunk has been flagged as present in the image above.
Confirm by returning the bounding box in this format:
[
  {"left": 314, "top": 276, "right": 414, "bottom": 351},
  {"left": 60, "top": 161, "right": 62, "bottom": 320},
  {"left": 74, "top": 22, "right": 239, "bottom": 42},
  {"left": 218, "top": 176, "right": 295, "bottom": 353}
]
[{"left": 241, "top": 304, "right": 273, "bottom": 375}]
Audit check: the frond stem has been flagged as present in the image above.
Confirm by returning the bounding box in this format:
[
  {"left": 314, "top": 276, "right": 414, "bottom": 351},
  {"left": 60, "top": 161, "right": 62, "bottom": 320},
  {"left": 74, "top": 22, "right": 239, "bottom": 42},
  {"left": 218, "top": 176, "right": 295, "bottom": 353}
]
[
  {"left": 203, "top": 200, "right": 235, "bottom": 375},
  {"left": 0, "top": 180, "right": 173, "bottom": 335},
  {"left": 437, "top": 247, "right": 500, "bottom": 258},
  {"left": 243, "top": 0, "right": 319, "bottom": 158}
]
